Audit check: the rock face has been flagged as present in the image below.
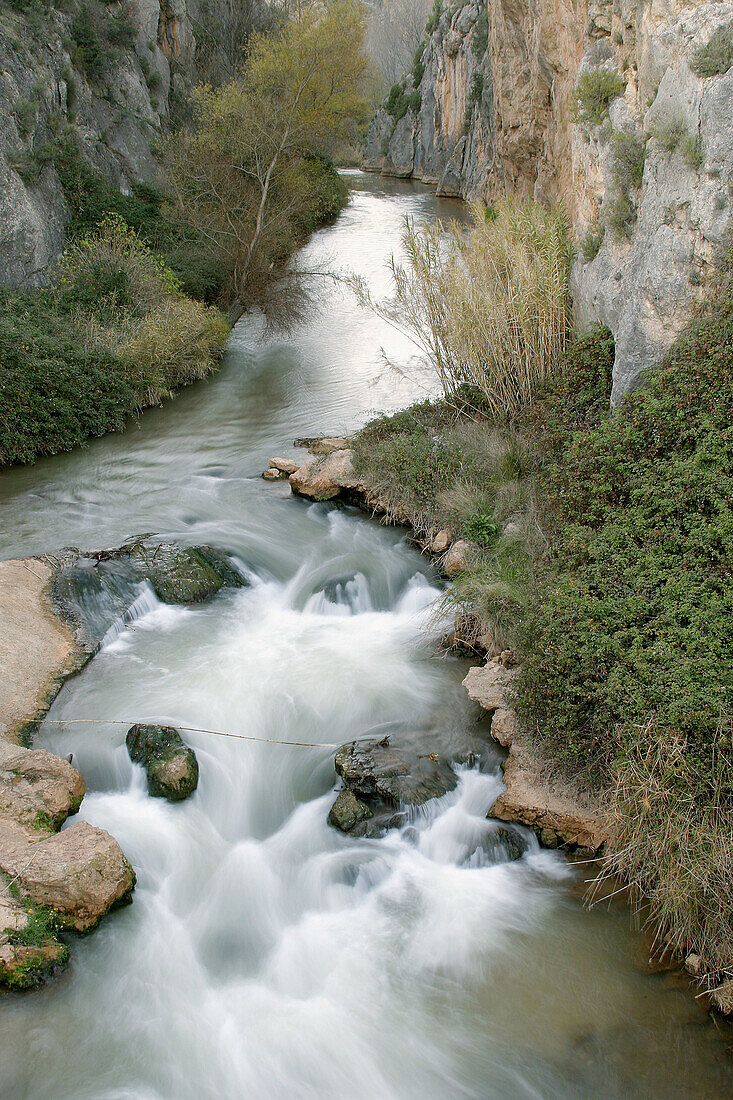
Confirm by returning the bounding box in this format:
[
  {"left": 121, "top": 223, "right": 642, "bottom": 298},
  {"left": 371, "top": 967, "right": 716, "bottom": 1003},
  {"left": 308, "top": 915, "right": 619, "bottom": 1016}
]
[
  {"left": 363, "top": 0, "right": 733, "bottom": 400},
  {"left": 126, "top": 723, "right": 199, "bottom": 801},
  {"left": 0, "top": 740, "right": 135, "bottom": 989},
  {"left": 0, "top": 0, "right": 270, "bottom": 287},
  {"left": 463, "top": 658, "right": 606, "bottom": 851}
]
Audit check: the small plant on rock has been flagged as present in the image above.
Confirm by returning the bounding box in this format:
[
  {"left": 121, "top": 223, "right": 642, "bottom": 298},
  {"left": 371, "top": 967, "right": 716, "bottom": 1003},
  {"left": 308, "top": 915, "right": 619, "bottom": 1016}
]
[
  {"left": 581, "top": 222, "right": 605, "bottom": 262},
  {"left": 572, "top": 68, "right": 626, "bottom": 127},
  {"left": 690, "top": 22, "right": 733, "bottom": 78}
]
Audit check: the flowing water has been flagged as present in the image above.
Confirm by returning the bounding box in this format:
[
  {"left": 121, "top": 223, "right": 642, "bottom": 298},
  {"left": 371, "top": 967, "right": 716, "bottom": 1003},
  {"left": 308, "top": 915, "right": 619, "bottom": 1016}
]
[{"left": 1, "top": 172, "right": 732, "bottom": 1098}]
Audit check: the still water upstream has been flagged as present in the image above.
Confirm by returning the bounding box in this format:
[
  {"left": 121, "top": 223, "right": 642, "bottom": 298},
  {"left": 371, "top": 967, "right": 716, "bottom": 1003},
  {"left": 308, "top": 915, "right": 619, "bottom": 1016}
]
[{"left": 1, "top": 172, "right": 731, "bottom": 1098}]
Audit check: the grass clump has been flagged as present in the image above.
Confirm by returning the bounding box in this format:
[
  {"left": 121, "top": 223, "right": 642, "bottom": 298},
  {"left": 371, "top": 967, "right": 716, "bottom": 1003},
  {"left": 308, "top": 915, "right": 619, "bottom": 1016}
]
[
  {"left": 581, "top": 222, "right": 605, "bottom": 262},
  {"left": 690, "top": 23, "right": 733, "bottom": 78},
  {"left": 653, "top": 117, "right": 704, "bottom": 170},
  {"left": 610, "top": 129, "right": 647, "bottom": 189},
  {"left": 352, "top": 199, "right": 572, "bottom": 420},
  {"left": 573, "top": 68, "right": 626, "bottom": 127}
]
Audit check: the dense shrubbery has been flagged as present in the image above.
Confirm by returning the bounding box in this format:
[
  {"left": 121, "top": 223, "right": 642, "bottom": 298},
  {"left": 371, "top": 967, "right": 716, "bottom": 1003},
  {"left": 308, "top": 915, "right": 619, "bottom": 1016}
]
[
  {"left": 0, "top": 218, "right": 229, "bottom": 466},
  {"left": 517, "top": 296, "right": 732, "bottom": 778},
  {"left": 572, "top": 68, "right": 625, "bottom": 126},
  {"left": 0, "top": 291, "right": 141, "bottom": 465}
]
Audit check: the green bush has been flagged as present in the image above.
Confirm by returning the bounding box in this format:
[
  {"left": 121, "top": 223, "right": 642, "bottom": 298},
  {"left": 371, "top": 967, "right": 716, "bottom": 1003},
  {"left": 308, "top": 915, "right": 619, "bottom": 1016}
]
[
  {"left": 681, "top": 133, "right": 703, "bottom": 170},
  {"left": 690, "top": 23, "right": 733, "bottom": 78},
  {"left": 581, "top": 222, "right": 605, "bottom": 262},
  {"left": 471, "top": 7, "right": 488, "bottom": 57},
  {"left": 412, "top": 42, "right": 426, "bottom": 87},
  {"left": 606, "top": 190, "right": 635, "bottom": 239},
  {"left": 610, "top": 129, "right": 647, "bottom": 189},
  {"left": 0, "top": 291, "right": 140, "bottom": 465},
  {"left": 425, "top": 0, "right": 442, "bottom": 35},
  {"left": 120, "top": 297, "right": 229, "bottom": 399},
  {"left": 54, "top": 213, "right": 181, "bottom": 318},
  {"left": 653, "top": 116, "right": 687, "bottom": 153},
  {"left": 573, "top": 68, "right": 626, "bottom": 126},
  {"left": 516, "top": 288, "right": 733, "bottom": 779}
]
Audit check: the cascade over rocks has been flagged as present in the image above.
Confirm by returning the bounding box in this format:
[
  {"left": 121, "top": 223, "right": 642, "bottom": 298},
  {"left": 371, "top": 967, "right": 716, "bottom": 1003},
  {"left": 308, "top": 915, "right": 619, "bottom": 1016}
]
[{"left": 126, "top": 724, "right": 199, "bottom": 801}]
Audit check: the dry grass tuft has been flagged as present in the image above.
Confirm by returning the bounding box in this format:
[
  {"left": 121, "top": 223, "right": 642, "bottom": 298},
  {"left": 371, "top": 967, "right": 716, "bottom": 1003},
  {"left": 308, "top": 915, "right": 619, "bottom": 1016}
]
[
  {"left": 599, "top": 716, "right": 733, "bottom": 1010},
  {"left": 352, "top": 199, "right": 573, "bottom": 419}
]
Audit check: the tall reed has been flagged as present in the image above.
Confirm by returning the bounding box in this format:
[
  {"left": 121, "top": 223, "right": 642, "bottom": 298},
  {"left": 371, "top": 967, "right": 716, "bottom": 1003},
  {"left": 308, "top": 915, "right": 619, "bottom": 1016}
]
[{"left": 353, "top": 200, "right": 573, "bottom": 418}]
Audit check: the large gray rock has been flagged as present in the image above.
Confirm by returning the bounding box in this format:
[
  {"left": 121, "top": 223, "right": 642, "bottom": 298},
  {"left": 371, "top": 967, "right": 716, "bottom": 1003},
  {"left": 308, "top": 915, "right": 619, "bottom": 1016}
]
[{"left": 334, "top": 737, "right": 458, "bottom": 807}]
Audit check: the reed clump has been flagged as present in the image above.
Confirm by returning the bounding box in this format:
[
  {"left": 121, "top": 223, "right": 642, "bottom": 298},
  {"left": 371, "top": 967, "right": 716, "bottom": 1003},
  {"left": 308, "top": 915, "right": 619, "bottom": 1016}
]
[{"left": 352, "top": 199, "right": 573, "bottom": 419}]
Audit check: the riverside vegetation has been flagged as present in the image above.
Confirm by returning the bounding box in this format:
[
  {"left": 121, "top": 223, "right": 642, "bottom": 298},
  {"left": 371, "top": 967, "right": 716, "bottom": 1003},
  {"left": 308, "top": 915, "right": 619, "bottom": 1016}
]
[
  {"left": 0, "top": 0, "right": 370, "bottom": 467},
  {"left": 351, "top": 204, "right": 733, "bottom": 1008}
]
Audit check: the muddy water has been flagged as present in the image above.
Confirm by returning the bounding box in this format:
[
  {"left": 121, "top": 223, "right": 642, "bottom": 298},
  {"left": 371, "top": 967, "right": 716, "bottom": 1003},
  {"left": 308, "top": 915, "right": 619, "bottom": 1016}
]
[{"left": 0, "top": 172, "right": 731, "bottom": 1099}]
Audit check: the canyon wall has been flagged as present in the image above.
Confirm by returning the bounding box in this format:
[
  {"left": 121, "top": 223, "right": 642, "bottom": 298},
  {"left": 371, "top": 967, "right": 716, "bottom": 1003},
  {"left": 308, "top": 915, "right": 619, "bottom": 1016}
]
[
  {"left": 363, "top": 0, "right": 733, "bottom": 400},
  {"left": 0, "top": 0, "right": 260, "bottom": 288}
]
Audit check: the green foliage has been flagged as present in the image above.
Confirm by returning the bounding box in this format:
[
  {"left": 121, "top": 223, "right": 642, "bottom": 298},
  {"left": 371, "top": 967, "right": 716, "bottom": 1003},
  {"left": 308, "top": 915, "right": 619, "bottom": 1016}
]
[
  {"left": 516, "top": 288, "right": 733, "bottom": 780},
  {"left": 653, "top": 116, "right": 687, "bottom": 153},
  {"left": 54, "top": 213, "right": 181, "bottom": 318},
  {"left": 653, "top": 116, "right": 703, "bottom": 169},
  {"left": 690, "top": 23, "right": 733, "bottom": 78},
  {"left": 0, "top": 291, "right": 140, "bottom": 466},
  {"left": 412, "top": 42, "right": 426, "bottom": 87},
  {"left": 610, "top": 129, "right": 647, "bottom": 189},
  {"left": 471, "top": 7, "right": 488, "bottom": 57},
  {"left": 425, "top": 0, "right": 443, "bottom": 35},
  {"left": 606, "top": 190, "right": 635, "bottom": 239},
  {"left": 120, "top": 297, "right": 229, "bottom": 400},
  {"left": 572, "top": 68, "right": 626, "bottom": 126},
  {"left": 681, "top": 133, "right": 703, "bottom": 170},
  {"left": 12, "top": 142, "right": 54, "bottom": 185},
  {"left": 53, "top": 138, "right": 225, "bottom": 301},
  {"left": 13, "top": 97, "right": 38, "bottom": 136},
  {"left": 581, "top": 222, "right": 604, "bottom": 262},
  {"left": 70, "top": 1, "right": 139, "bottom": 83},
  {"left": 464, "top": 511, "right": 500, "bottom": 546}
]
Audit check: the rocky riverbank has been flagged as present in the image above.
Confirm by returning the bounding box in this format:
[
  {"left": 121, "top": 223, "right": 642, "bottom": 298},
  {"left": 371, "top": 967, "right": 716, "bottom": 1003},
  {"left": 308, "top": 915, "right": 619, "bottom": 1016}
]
[
  {"left": 264, "top": 438, "right": 605, "bottom": 854},
  {"left": 0, "top": 537, "right": 246, "bottom": 991}
]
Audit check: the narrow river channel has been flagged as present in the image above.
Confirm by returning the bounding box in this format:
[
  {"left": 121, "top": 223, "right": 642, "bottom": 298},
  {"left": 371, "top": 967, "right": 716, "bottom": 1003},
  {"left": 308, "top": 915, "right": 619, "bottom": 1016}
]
[{"left": 1, "top": 172, "right": 731, "bottom": 1098}]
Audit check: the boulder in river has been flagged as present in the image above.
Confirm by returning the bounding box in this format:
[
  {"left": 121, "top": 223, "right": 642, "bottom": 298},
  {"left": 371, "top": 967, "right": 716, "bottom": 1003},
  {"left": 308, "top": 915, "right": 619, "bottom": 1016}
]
[
  {"left": 0, "top": 736, "right": 135, "bottom": 990},
  {"left": 126, "top": 724, "right": 199, "bottom": 801},
  {"left": 335, "top": 737, "right": 458, "bottom": 807},
  {"left": 289, "top": 449, "right": 361, "bottom": 501},
  {"left": 128, "top": 544, "right": 246, "bottom": 605}
]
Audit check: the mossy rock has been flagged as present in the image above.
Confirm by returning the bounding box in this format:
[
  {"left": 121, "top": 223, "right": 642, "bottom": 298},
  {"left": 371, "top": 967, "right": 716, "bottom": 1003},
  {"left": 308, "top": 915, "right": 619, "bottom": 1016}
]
[
  {"left": 128, "top": 544, "right": 246, "bottom": 604},
  {"left": 0, "top": 939, "right": 69, "bottom": 991},
  {"left": 126, "top": 724, "right": 199, "bottom": 801},
  {"left": 328, "top": 789, "right": 374, "bottom": 833}
]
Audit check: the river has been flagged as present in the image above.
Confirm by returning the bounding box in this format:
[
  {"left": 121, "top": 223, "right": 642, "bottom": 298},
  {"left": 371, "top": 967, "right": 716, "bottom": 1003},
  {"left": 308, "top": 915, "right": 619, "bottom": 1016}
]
[{"left": 0, "top": 171, "right": 731, "bottom": 1098}]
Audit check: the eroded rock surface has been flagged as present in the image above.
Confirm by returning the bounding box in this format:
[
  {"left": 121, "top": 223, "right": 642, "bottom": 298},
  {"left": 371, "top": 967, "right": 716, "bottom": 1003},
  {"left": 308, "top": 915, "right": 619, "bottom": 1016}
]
[
  {"left": 126, "top": 724, "right": 199, "bottom": 802},
  {"left": 364, "top": 0, "right": 733, "bottom": 401},
  {"left": 463, "top": 659, "right": 606, "bottom": 851},
  {"left": 0, "top": 741, "right": 84, "bottom": 831},
  {"left": 289, "top": 449, "right": 362, "bottom": 501}
]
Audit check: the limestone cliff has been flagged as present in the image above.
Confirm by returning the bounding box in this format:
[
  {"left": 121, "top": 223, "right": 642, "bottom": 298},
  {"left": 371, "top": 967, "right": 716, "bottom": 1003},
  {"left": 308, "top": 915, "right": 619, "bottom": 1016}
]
[
  {"left": 363, "top": 0, "right": 733, "bottom": 399},
  {"left": 0, "top": 0, "right": 261, "bottom": 287}
]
